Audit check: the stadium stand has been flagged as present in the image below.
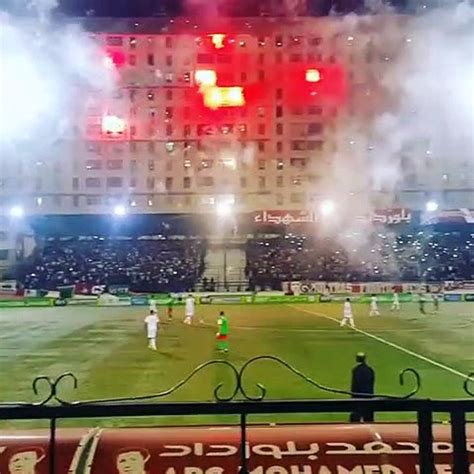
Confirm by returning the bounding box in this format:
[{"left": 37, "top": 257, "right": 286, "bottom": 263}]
[
  {"left": 18, "top": 237, "right": 206, "bottom": 293},
  {"left": 246, "top": 229, "right": 474, "bottom": 289}
]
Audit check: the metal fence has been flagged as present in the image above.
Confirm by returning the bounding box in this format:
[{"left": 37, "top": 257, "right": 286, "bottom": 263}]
[{"left": 1, "top": 356, "right": 473, "bottom": 474}]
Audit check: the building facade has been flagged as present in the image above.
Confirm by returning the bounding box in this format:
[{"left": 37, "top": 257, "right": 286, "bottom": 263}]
[{"left": 0, "top": 15, "right": 472, "bottom": 219}]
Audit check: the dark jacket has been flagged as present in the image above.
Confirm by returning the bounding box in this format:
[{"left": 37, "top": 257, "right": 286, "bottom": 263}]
[{"left": 351, "top": 363, "right": 375, "bottom": 397}]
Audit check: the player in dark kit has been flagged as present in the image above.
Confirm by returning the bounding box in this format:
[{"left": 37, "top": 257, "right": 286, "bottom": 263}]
[
  {"left": 350, "top": 352, "right": 375, "bottom": 423},
  {"left": 418, "top": 294, "right": 426, "bottom": 314}
]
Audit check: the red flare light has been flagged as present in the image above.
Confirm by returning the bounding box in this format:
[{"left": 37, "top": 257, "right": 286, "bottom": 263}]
[
  {"left": 102, "top": 115, "right": 126, "bottom": 135},
  {"left": 210, "top": 34, "right": 226, "bottom": 49},
  {"left": 306, "top": 69, "right": 321, "bottom": 83},
  {"left": 195, "top": 69, "right": 217, "bottom": 87},
  {"left": 203, "top": 86, "right": 245, "bottom": 109}
]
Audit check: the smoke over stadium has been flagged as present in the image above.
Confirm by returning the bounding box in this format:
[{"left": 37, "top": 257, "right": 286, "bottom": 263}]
[{"left": 0, "top": 2, "right": 473, "bottom": 471}]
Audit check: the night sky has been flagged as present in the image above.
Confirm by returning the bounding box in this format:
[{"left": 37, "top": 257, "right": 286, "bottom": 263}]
[{"left": 3, "top": 0, "right": 411, "bottom": 18}]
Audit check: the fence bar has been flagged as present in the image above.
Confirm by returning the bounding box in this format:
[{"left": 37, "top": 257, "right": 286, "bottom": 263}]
[
  {"left": 451, "top": 410, "right": 468, "bottom": 474},
  {"left": 239, "top": 413, "right": 248, "bottom": 474},
  {"left": 48, "top": 417, "right": 56, "bottom": 474},
  {"left": 417, "top": 410, "right": 434, "bottom": 474}
]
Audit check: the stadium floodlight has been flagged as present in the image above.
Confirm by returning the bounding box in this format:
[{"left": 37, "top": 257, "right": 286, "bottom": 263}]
[
  {"left": 320, "top": 199, "right": 335, "bottom": 216},
  {"left": 9, "top": 205, "right": 24, "bottom": 218},
  {"left": 425, "top": 200, "right": 439, "bottom": 212},
  {"left": 216, "top": 201, "right": 233, "bottom": 218},
  {"left": 113, "top": 205, "right": 127, "bottom": 217}
]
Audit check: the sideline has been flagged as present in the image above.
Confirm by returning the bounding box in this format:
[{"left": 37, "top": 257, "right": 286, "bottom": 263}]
[{"left": 288, "top": 305, "right": 469, "bottom": 380}]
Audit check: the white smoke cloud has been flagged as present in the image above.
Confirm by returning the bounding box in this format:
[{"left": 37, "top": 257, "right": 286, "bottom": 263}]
[{"left": 0, "top": 4, "right": 115, "bottom": 148}]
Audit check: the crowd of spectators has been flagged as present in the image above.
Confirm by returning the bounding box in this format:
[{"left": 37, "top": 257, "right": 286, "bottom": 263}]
[
  {"left": 19, "top": 236, "right": 205, "bottom": 293},
  {"left": 246, "top": 228, "right": 474, "bottom": 289}
]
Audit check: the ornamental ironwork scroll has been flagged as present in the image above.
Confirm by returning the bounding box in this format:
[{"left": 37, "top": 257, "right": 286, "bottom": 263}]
[{"left": 0, "top": 356, "right": 431, "bottom": 407}]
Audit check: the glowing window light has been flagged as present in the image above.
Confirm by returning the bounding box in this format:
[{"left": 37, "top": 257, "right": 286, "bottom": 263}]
[
  {"left": 103, "top": 56, "right": 115, "bottom": 69},
  {"left": 102, "top": 115, "right": 126, "bottom": 135},
  {"left": 194, "top": 69, "right": 217, "bottom": 87},
  {"left": 203, "top": 87, "right": 245, "bottom": 109},
  {"left": 306, "top": 69, "right": 321, "bottom": 83},
  {"left": 210, "top": 34, "right": 226, "bottom": 49}
]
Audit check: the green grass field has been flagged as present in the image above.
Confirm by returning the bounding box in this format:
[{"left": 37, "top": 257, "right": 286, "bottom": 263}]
[{"left": 0, "top": 302, "right": 473, "bottom": 427}]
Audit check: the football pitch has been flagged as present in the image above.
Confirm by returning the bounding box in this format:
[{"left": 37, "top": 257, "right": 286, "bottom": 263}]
[{"left": 0, "top": 302, "right": 473, "bottom": 427}]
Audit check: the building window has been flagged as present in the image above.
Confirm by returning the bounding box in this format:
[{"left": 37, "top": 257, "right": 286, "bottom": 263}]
[
  {"left": 130, "top": 160, "right": 137, "bottom": 172},
  {"left": 276, "top": 142, "right": 283, "bottom": 153},
  {"left": 86, "top": 196, "right": 102, "bottom": 206},
  {"left": 147, "top": 197, "right": 154, "bottom": 207},
  {"left": 165, "top": 36, "right": 172, "bottom": 48},
  {"left": 277, "top": 160, "right": 284, "bottom": 170},
  {"left": 166, "top": 160, "right": 173, "bottom": 172},
  {"left": 165, "top": 107, "right": 173, "bottom": 119},
  {"left": 309, "top": 37, "right": 322, "bottom": 46},
  {"left": 184, "top": 159, "right": 191, "bottom": 169},
  {"left": 290, "top": 53, "right": 303, "bottom": 62},
  {"left": 307, "top": 140, "right": 323, "bottom": 151},
  {"left": 107, "top": 160, "right": 123, "bottom": 170},
  {"left": 165, "top": 177, "right": 173, "bottom": 190},
  {"left": 73, "top": 195, "right": 79, "bottom": 207},
  {"left": 258, "top": 70, "right": 265, "bottom": 81},
  {"left": 275, "top": 35, "right": 283, "bottom": 47},
  {"left": 258, "top": 159, "right": 266, "bottom": 170},
  {"left": 276, "top": 105, "right": 283, "bottom": 118},
  {"left": 147, "top": 54, "right": 154, "bottom": 66},
  {"left": 166, "top": 142, "right": 175, "bottom": 153},
  {"left": 129, "top": 55, "right": 136, "bottom": 66},
  {"left": 147, "top": 177, "right": 155, "bottom": 190},
  {"left": 199, "top": 176, "right": 214, "bottom": 187},
  {"left": 106, "top": 36, "right": 123, "bottom": 46},
  {"left": 85, "top": 177, "right": 101, "bottom": 188},
  {"left": 258, "top": 124, "right": 266, "bottom": 135},
  {"left": 258, "top": 36, "right": 265, "bottom": 47},
  {"left": 240, "top": 177, "right": 247, "bottom": 188},
  {"left": 258, "top": 176, "right": 266, "bottom": 189},
  {"left": 107, "top": 177, "right": 122, "bottom": 188},
  {"left": 291, "top": 141, "right": 306, "bottom": 151},
  {"left": 258, "top": 141, "right": 265, "bottom": 152},
  {"left": 217, "top": 54, "right": 231, "bottom": 64},
  {"left": 130, "top": 142, "right": 137, "bottom": 153},
  {"left": 258, "top": 53, "right": 265, "bottom": 65},
  {"left": 166, "top": 90, "right": 173, "bottom": 101},
  {"left": 85, "top": 160, "right": 102, "bottom": 170},
  {"left": 308, "top": 123, "right": 323, "bottom": 135},
  {"left": 276, "top": 194, "right": 284, "bottom": 205},
  {"left": 291, "top": 158, "right": 307, "bottom": 168},
  {"left": 166, "top": 124, "right": 173, "bottom": 136},
  {"left": 165, "top": 73, "right": 173, "bottom": 83},
  {"left": 129, "top": 37, "right": 137, "bottom": 48},
  {"left": 291, "top": 193, "right": 304, "bottom": 203},
  {"left": 130, "top": 177, "right": 137, "bottom": 188},
  {"left": 148, "top": 160, "right": 155, "bottom": 171},
  {"left": 148, "top": 141, "right": 155, "bottom": 153},
  {"left": 130, "top": 125, "right": 137, "bottom": 137},
  {"left": 72, "top": 177, "right": 79, "bottom": 190},
  {"left": 147, "top": 90, "right": 155, "bottom": 101},
  {"left": 308, "top": 105, "right": 322, "bottom": 115},
  {"left": 276, "top": 89, "right": 283, "bottom": 100},
  {"left": 183, "top": 177, "right": 191, "bottom": 189},
  {"left": 276, "top": 176, "right": 284, "bottom": 187},
  {"left": 197, "top": 53, "right": 214, "bottom": 63},
  {"left": 276, "top": 123, "right": 283, "bottom": 135}
]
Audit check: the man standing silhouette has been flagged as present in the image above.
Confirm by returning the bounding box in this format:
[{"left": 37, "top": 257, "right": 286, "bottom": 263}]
[{"left": 350, "top": 352, "right": 375, "bottom": 423}]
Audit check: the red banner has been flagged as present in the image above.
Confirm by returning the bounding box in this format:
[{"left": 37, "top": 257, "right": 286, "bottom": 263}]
[{"left": 1, "top": 424, "right": 473, "bottom": 473}]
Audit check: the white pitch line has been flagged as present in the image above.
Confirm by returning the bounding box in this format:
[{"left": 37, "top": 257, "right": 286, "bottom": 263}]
[{"left": 289, "top": 305, "right": 469, "bottom": 380}]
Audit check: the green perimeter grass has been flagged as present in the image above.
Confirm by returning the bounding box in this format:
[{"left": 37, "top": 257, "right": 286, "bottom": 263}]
[{"left": 0, "top": 302, "right": 472, "bottom": 428}]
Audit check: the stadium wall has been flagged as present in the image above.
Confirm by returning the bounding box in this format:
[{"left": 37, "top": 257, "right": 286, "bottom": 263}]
[{"left": 0, "top": 424, "right": 473, "bottom": 473}]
